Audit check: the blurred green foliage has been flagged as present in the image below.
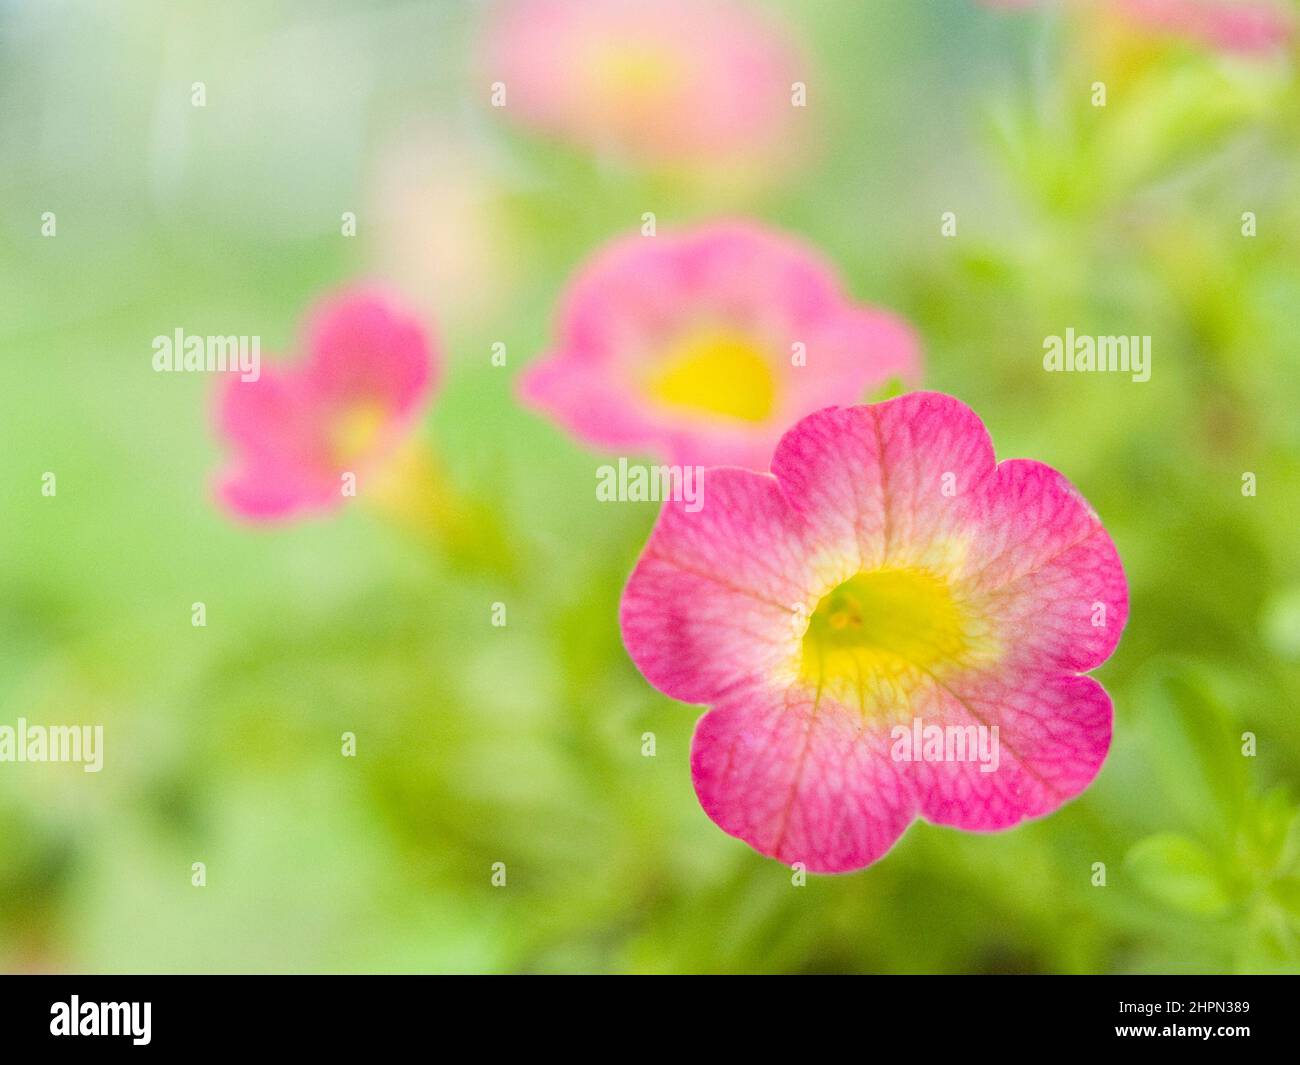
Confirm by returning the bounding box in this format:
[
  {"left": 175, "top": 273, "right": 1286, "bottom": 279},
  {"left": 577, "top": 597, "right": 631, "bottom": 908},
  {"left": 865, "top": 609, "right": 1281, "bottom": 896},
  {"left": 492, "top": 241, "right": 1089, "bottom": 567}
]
[{"left": 1, "top": 0, "right": 1298, "bottom": 973}]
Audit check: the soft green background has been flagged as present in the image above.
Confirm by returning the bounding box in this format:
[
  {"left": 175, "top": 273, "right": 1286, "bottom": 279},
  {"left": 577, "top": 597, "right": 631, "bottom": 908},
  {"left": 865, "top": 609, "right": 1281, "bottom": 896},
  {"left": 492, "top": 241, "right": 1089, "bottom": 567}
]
[{"left": 2, "top": 0, "right": 1298, "bottom": 973}]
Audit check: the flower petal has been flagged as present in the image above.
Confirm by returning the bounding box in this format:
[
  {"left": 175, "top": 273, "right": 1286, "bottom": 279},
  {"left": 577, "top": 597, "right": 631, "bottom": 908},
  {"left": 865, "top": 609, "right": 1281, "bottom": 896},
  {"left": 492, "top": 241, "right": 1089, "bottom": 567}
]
[
  {"left": 213, "top": 367, "right": 337, "bottom": 520},
  {"left": 771, "top": 392, "right": 996, "bottom": 573},
  {"left": 518, "top": 350, "right": 661, "bottom": 454},
  {"left": 304, "top": 288, "right": 435, "bottom": 418},
  {"left": 960, "top": 458, "right": 1128, "bottom": 673},
  {"left": 215, "top": 465, "right": 337, "bottom": 522},
  {"left": 692, "top": 687, "right": 915, "bottom": 873},
  {"left": 215, "top": 366, "right": 314, "bottom": 463},
  {"left": 907, "top": 671, "right": 1114, "bottom": 831},
  {"left": 620, "top": 467, "right": 813, "bottom": 705}
]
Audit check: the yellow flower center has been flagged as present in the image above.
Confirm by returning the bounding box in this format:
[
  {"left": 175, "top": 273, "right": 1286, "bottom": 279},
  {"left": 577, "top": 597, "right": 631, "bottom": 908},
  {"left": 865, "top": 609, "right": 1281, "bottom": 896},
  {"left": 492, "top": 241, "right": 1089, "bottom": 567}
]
[
  {"left": 330, "top": 401, "right": 389, "bottom": 465},
  {"left": 586, "top": 41, "right": 683, "bottom": 106},
  {"left": 646, "top": 332, "right": 777, "bottom": 423},
  {"left": 801, "top": 568, "right": 970, "bottom": 708}
]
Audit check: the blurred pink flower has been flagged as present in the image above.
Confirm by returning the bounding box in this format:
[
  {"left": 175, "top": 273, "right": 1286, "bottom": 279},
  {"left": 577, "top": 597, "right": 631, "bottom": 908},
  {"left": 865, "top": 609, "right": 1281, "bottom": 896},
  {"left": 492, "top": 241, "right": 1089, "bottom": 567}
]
[
  {"left": 214, "top": 288, "right": 437, "bottom": 522},
  {"left": 482, "top": 0, "right": 804, "bottom": 165},
  {"left": 1118, "top": 0, "right": 1293, "bottom": 54},
  {"left": 982, "top": 0, "right": 1294, "bottom": 55},
  {"left": 518, "top": 221, "right": 920, "bottom": 471},
  {"left": 365, "top": 125, "right": 521, "bottom": 330},
  {"left": 621, "top": 393, "right": 1128, "bottom": 873}
]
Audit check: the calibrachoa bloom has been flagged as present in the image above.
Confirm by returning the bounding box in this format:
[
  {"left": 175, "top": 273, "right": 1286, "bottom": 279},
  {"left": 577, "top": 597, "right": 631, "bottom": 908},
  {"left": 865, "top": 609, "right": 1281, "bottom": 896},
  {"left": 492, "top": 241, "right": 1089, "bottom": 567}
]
[
  {"left": 983, "top": 0, "right": 1294, "bottom": 55},
  {"left": 483, "top": 0, "right": 802, "bottom": 165},
  {"left": 620, "top": 392, "right": 1128, "bottom": 873},
  {"left": 519, "top": 222, "right": 920, "bottom": 471},
  {"left": 214, "top": 288, "right": 437, "bottom": 522},
  {"left": 1118, "top": 0, "right": 1294, "bottom": 54}
]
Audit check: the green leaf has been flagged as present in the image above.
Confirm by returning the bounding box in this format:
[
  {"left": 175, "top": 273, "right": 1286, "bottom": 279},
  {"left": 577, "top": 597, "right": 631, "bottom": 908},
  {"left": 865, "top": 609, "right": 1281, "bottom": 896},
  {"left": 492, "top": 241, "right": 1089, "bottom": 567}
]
[
  {"left": 1140, "top": 664, "right": 1248, "bottom": 842},
  {"left": 866, "top": 376, "right": 908, "bottom": 403},
  {"left": 1240, "top": 789, "right": 1298, "bottom": 874},
  {"left": 1127, "top": 833, "right": 1233, "bottom": 916},
  {"left": 1269, "top": 877, "right": 1300, "bottom": 924}
]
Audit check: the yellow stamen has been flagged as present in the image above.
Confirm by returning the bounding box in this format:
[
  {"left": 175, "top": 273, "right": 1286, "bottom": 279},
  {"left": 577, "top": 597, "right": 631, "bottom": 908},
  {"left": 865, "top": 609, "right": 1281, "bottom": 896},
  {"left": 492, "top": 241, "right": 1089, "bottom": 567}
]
[
  {"left": 646, "top": 332, "right": 777, "bottom": 422},
  {"left": 585, "top": 41, "right": 682, "bottom": 104},
  {"left": 331, "top": 401, "right": 389, "bottom": 465},
  {"left": 801, "top": 568, "right": 970, "bottom": 711}
]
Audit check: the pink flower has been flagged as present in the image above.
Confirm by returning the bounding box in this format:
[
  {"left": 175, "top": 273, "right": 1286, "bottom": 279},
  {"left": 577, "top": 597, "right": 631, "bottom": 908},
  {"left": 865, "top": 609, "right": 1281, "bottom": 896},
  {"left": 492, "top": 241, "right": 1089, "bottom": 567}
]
[
  {"left": 1117, "top": 0, "right": 1293, "bottom": 54},
  {"left": 620, "top": 392, "right": 1128, "bottom": 873},
  {"left": 982, "top": 0, "right": 1294, "bottom": 56},
  {"left": 214, "top": 288, "right": 437, "bottom": 522},
  {"left": 482, "top": 0, "right": 803, "bottom": 165},
  {"left": 519, "top": 221, "right": 920, "bottom": 471}
]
